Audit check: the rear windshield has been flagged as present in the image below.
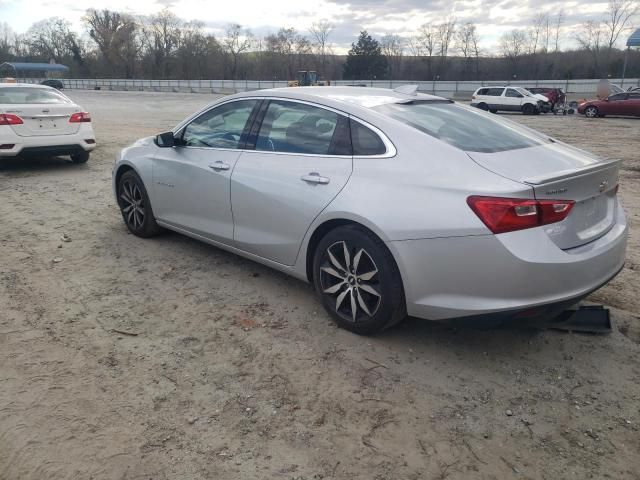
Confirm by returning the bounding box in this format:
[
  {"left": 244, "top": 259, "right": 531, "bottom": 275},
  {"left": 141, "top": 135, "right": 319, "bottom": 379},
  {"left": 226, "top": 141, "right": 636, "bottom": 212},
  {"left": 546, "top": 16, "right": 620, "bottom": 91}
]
[
  {"left": 0, "top": 87, "right": 70, "bottom": 105},
  {"left": 373, "top": 101, "right": 544, "bottom": 153}
]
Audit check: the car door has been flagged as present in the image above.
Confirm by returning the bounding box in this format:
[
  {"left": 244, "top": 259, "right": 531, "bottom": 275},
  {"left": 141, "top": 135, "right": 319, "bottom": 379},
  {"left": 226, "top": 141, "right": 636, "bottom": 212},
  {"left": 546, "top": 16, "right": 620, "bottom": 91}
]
[
  {"left": 504, "top": 88, "right": 524, "bottom": 111},
  {"left": 603, "top": 93, "right": 628, "bottom": 115},
  {"left": 230, "top": 99, "right": 353, "bottom": 265},
  {"left": 627, "top": 92, "right": 640, "bottom": 116},
  {"left": 151, "top": 99, "right": 259, "bottom": 244},
  {"left": 485, "top": 88, "right": 504, "bottom": 110}
]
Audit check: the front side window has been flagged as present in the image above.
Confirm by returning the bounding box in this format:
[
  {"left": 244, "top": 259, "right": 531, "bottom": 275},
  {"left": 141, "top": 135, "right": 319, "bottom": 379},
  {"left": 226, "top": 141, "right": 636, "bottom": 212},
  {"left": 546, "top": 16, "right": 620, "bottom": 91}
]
[
  {"left": 0, "top": 87, "right": 70, "bottom": 104},
  {"left": 182, "top": 99, "right": 257, "bottom": 149},
  {"left": 255, "top": 100, "right": 340, "bottom": 155},
  {"left": 506, "top": 89, "right": 523, "bottom": 98},
  {"left": 374, "top": 101, "right": 545, "bottom": 153},
  {"left": 608, "top": 93, "right": 627, "bottom": 101}
]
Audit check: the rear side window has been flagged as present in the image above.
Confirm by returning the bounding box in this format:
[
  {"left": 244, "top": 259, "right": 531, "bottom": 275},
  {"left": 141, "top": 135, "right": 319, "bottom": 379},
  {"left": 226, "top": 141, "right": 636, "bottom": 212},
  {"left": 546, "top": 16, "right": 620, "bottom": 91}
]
[
  {"left": 485, "top": 88, "right": 505, "bottom": 96},
  {"left": 255, "top": 100, "right": 340, "bottom": 155},
  {"left": 0, "top": 87, "right": 70, "bottom": 104},
  {"left": 476, "top": 88, "right": 489, "bottom": 95},
  {"left": 350, "top": 120, "right": 386, "bottom": 155},
  {"left": 374, "top": 101, "right": 543, "bottom": 153}
]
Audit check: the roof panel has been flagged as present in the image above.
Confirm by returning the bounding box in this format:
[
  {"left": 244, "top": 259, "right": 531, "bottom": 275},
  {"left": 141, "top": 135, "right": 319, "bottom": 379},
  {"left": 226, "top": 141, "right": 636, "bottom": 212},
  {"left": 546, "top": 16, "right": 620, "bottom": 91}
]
[
  {"left": 628, "top": 28, "right": 640, "bottom": 47},
  {"left": 0, "top": 62, "right": 70, "bottom": 72}
]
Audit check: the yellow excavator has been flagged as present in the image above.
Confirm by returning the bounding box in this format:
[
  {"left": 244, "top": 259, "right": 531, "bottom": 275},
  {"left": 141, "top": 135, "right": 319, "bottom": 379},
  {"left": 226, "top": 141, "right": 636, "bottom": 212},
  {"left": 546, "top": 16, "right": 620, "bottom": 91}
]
[{"left": 288, "top": 71, "right": 330, "bottom": 87}]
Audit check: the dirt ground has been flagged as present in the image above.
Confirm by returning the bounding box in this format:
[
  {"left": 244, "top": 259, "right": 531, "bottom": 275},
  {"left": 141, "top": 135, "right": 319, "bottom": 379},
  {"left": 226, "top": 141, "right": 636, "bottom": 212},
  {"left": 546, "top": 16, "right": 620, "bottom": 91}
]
[{"left": 1, "top": 90, "right": 639, "bottom": 480}]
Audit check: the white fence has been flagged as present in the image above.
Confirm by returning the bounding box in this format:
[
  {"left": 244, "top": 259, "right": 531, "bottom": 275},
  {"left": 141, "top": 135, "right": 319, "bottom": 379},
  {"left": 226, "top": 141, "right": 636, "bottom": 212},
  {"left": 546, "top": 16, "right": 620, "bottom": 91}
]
[{"left": 19, "top": 77, "right": 640, "bottom": 98}]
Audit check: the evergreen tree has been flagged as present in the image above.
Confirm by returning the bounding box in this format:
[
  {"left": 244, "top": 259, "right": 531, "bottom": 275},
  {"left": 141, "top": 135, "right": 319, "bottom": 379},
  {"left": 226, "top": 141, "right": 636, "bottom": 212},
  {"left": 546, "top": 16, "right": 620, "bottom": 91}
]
[{"left": 343, "top": 30, "right": 389, "bottom": 80}]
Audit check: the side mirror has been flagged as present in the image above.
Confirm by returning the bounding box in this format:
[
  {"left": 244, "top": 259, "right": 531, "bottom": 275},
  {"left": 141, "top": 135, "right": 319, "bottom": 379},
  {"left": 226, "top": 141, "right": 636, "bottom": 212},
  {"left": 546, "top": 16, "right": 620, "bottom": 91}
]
[{"left": 155, "top": 131, "right": 176, "bottom": 147}]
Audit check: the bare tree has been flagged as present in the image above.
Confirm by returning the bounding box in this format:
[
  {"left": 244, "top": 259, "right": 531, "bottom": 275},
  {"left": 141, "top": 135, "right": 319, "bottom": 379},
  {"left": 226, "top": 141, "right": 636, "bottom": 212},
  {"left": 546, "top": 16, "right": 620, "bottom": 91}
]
[
  {"left": 84, "top": 9, "right": 141, "bottom": 77},
  {"left": 26, "top": 18, "right": 81, "bottom": 62},
  {"left": 456, "top": 22, "right": 479, "bottom": 79},
  {"left": 141, "top": 9, "right": 182, "bottom": 78},
  {"left": 553, "top": 10, "right": 565, "bottom": 52},
  {"left": 0, "top": 22, "right": 13, "bottom": 59},
  {"left": 223, "top": 24, "right": 253, "bottom": 79},
  {"left": 576, "top": 20, "right": 606, "bottom": 74},
  {"left": 309, "top": 20, "right": 333, "bottom": 74},
  {"left": 500, "top": 29, "right": 527, "bottom": 74},
  {"left": 528, "top": 13, "right": 550, "bottom": 55},
  {"left": 436, "top": 17, "right": 456, "bottom": 59},
  {"left": 604, "top": 0, "right": 639, "bottom": 49},
  {"left": 416, "top": 23, "right": 437, "bottom": 78},
  {"left": 381, "top": 34, "right": 404, "bottom": 79}
]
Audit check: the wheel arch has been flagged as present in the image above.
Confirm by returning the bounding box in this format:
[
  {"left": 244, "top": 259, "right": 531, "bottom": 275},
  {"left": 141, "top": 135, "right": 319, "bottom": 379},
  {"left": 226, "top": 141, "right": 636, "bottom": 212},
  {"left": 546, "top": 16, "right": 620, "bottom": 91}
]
[{"left": 303, "top": 217, "right": 400, "bottom": 288}]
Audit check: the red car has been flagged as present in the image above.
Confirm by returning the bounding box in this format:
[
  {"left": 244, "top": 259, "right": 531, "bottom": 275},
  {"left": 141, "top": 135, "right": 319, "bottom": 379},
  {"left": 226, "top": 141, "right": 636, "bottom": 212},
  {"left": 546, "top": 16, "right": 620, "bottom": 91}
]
[{"left": 578, "top": 91, "right": 640, "bottom": 118}]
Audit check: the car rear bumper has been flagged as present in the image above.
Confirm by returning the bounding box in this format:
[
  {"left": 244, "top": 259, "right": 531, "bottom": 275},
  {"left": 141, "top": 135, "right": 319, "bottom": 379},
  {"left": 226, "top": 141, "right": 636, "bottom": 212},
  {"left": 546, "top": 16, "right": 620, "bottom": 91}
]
[
  {"left": 0, "top": 129, "right": 96, "bottom": 157},
  {"left": 389, "top": 202, "right": 628, "bottom": 321}
]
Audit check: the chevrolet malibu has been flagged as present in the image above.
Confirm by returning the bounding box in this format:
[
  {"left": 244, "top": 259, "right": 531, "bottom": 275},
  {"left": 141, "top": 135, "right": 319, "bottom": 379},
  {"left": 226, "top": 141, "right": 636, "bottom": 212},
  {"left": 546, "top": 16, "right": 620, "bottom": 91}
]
[
  {"left": 0, "top": 83, "right": 95, "bottom": 163},
  {"left": 113, "top": 87, "right": 627, "bottom": 334}
]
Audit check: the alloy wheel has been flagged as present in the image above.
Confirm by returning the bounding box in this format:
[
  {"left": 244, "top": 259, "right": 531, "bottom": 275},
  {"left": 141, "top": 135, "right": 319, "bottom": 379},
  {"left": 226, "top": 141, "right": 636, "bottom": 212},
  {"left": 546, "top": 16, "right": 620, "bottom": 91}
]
[
  {"left": 319, "top": 241, "right": 381, "bottom": 322},
  {"left": 585, "top": 106, "right": 598, "bottom": 118},
  {"left": 120, "top": 180, "right": 145, "bottom": 229}
]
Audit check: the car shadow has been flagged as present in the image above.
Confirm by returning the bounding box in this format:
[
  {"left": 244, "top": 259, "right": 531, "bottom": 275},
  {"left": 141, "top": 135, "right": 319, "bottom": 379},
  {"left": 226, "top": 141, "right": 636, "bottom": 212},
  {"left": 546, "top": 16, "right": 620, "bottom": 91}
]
[
  {"left": 0, "top": 156, "right": 82, "bottom": 173},
  {"left": 143, "top": 230, "right": 596, "bottom": 355}
]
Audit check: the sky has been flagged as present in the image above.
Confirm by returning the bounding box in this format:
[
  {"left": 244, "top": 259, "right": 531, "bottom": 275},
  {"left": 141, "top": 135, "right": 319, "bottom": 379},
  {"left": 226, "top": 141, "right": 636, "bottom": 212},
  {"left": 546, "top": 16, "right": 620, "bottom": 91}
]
[{"left": 0, "top": 0, "right": 628, "bottom": 53}]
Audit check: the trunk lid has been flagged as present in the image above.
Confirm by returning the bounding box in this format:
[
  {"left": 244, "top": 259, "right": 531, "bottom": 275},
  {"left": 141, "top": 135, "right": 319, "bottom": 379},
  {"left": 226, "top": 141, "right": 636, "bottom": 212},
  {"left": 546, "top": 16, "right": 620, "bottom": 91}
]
[
  {"left": 1, "top": 103, "right": 81, "bottom": 137},
  {"left": 467, "top": 143, "right": 620, "bottom": 249}
]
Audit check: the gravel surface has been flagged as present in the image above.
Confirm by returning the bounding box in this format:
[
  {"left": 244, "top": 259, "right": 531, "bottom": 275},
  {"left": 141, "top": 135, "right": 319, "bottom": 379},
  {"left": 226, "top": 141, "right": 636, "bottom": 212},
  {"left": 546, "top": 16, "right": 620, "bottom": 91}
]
[{"left": 1, "top": 90, "right": 639, "bottom": 480}]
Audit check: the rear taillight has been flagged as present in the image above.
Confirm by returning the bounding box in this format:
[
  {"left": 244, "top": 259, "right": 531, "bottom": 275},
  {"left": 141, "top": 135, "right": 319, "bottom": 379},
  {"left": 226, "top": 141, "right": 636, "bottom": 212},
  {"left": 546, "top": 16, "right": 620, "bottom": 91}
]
[
  {"left": 69, "top": 112, "right": 91, "bottom": 123},
  {"left": 467, "top": 196, "right": 575, "bottom": 234},
  {"left": 0, "top": 113, "right": 23, "bottom": 125}
]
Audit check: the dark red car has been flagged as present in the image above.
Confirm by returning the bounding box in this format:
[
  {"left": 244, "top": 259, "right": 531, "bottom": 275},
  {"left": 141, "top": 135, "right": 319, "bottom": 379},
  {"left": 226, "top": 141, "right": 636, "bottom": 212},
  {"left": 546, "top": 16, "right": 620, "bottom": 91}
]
[
  {"left": 526, "top": 87, "right": 566, "bottom": 108},
  {"left": 578, "top": 91, "right": 640, "bottom": 118}
]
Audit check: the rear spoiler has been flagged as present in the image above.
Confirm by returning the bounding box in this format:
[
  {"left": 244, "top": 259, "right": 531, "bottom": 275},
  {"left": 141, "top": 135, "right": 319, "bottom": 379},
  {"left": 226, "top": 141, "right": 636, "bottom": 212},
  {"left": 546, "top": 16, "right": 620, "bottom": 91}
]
[{"left": 523, "top": 158, "right": 621, "bottom": 186}]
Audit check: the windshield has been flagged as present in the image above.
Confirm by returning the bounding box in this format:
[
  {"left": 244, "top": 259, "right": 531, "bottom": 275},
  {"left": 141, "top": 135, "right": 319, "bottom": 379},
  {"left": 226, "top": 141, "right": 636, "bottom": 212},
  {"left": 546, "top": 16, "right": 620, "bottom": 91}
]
[
  {"left": 374, "top": 101, "right": 545, "bottom": 153},
  {"left": 516, "top": 87, "right": 535, "bottom": 97},
  {"left": 0, "top": 87, "right": 70, "bottom": 105}
]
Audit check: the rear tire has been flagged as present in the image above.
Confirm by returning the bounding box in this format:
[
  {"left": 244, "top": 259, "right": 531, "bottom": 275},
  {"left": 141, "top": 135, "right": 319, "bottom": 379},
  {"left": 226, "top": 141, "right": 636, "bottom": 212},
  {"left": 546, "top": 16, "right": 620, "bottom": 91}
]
[
  {"left": 117, "top": 170, "right": 162, "bottom": 238},
  {"left": 313, "top": 225, "right": 406, "bottom": 335},
  {"left": 489, "top": 109, "right": 498, "bottom": 114},
  {"left": 71, "top": 151, "right": 89, "bottom": 163},
  {"left": 477, "top": 103, "right": 489, "bottom": 111}
]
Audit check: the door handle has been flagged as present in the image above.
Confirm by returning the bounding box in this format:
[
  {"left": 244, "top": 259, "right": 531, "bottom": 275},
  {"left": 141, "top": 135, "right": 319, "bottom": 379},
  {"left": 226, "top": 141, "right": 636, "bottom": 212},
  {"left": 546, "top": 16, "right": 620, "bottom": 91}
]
[
  {"left": 209, "top": 161, "right": 230, "bottom": 171},
  {"left": 301, "top": 172, "right": 330, "bottom": 185}
]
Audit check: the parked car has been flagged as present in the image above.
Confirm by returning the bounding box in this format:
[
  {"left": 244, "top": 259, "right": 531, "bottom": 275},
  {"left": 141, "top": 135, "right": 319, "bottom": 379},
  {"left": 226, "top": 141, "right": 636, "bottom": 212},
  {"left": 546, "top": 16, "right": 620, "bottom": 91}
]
[
  {"left": 114, "top": 87, "right": 627, "bottom": 334},
  {"left": 471, "top": 86, "right": 550, "bottom": 114},
  {"left": 40, "top": 79, "right": 64, "bottom": 90},
  {"left": 526, "top": 87, "right": 566, "bottom": 108},
  {"left": 0, "top": 83, "right": 95, "bottom": 163},
  {"left": 578, "top": 91, "right": 640, "bottom": 118}
]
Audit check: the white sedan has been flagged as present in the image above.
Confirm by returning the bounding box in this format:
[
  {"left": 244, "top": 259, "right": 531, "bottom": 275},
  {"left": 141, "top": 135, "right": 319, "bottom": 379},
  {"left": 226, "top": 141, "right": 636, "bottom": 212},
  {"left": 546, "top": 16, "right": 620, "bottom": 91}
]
[{"left": 0, "top": 83, "right": 96, "bottom": 163}]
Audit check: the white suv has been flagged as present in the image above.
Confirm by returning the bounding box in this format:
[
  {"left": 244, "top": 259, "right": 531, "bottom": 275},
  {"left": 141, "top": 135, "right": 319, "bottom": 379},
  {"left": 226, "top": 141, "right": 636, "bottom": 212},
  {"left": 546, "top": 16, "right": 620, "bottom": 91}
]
[{"left": 471, "top": 86, "right": 549, "bottom": 115}]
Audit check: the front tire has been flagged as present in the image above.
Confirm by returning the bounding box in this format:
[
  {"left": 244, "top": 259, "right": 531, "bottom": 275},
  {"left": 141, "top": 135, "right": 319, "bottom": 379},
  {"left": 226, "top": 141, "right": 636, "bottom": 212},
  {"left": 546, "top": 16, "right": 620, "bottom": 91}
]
[
  {"left": 313, "top": 225, "right": 406, "bottom": 335},
  {"left": 584, "top": 106, "right": 599, "bottom": 118},
  {"left": 522, "top": 103, "right": 535, "bottom": 115},
  {"left": 117, "top": 170, "right": 162, "bottom": 237},
  {"left": 71, "top": 151, "right": 89, "bottom": 163}
]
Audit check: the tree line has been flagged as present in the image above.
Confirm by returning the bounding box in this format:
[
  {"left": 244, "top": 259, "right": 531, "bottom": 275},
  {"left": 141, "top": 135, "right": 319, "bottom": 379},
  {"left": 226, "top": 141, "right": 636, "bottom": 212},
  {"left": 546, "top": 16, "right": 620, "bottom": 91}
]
[{"left": 0, "top": 0, "right": 638, "bottom": 82}]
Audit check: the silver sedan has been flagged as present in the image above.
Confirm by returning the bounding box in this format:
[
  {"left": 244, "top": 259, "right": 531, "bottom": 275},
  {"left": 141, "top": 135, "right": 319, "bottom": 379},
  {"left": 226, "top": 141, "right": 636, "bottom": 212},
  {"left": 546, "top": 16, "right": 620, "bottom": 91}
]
[{"left": 113, "top": 86, "right": 627, "bottom": 334}]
